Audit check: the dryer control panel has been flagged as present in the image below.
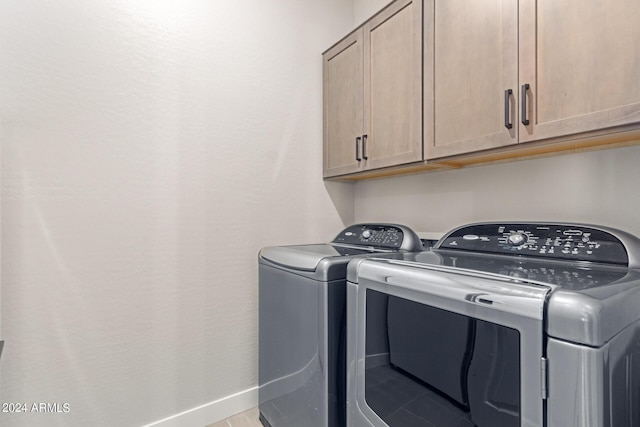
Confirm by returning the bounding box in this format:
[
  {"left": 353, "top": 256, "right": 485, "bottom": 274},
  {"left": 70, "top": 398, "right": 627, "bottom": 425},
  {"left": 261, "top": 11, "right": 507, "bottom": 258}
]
[
  {"left": 333, "top": 224, "right": 416, "bottom": 250},
  {"left": 437, "top": 223, "right": 629, "bottom": 265}
]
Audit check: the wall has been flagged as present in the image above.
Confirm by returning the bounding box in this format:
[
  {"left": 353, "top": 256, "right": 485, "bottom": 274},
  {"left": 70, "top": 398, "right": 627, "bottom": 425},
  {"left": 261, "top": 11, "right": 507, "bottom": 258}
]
[
  {"left": 354, "top": 0, "right": 393, "bottom": 24},
  {"left": 0, "top": 1, "right": 354, "bottom": 426},
  {"left": 354, "top": 146, "right": 640, "bottom": 236}
]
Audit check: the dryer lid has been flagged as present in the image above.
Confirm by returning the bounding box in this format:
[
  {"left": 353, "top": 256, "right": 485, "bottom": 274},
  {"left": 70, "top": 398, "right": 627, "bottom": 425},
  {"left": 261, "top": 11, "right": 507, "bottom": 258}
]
[{"left": 260, "top": 244, "right": 372, "bottom": 271}]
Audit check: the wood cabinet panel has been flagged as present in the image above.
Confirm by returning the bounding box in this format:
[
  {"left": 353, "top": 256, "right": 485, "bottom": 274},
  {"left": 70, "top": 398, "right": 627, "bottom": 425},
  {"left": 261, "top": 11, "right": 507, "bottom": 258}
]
[
  {"left": 364, "top": 0, "right": 423, "bottom": 169},
  {"left": 425, "top": 0, "right": 518, "bottom": 159},
  {"left": 519, "top": 0, "right": 640, "bottom": 142},
  {"left": 323, "top": 31, "right": 364, "bottom": 177}
]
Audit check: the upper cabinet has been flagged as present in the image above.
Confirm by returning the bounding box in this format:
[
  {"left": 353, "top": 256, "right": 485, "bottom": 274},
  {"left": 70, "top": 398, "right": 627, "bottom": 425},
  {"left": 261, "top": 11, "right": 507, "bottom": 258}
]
[
  {"left": 324, "top": 0, "right": 640, "bottom": 178},
  {"left": 425, "top": 0, "right": 640, "bottom": 160},
  {"left": 323, "top": 0, "right": 423, "bottom": 178},
  {"left": 519, "top": 0, "right": 640, "bottom": 143},
  {"left": 424, "top": 0, "right": 519, "bottom": 159}
]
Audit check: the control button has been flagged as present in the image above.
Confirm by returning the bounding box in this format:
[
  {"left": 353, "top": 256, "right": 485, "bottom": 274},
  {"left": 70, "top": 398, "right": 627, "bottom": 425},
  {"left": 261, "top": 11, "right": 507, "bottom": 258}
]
[
  {"left": 362, "top": 230, "right": 372, "bottom": 239},
  {"left": 463, "top": 234, "right": 480, "bottom": 240},
  {"left": 507, "top": 233, "right": 528, "bottom": 246}
]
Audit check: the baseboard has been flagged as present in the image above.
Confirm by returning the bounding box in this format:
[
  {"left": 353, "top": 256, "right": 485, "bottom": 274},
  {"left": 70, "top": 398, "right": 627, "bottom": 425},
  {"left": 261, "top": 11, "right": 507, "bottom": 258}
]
[{"left": 142, "top": 386, "right": 258, "bottom": 427}]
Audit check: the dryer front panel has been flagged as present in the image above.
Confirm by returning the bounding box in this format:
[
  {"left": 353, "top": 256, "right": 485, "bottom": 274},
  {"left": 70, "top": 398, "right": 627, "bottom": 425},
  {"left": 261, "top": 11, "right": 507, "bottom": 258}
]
[{"left": 346, "top": 259, "right": 550, "bottom": 427}]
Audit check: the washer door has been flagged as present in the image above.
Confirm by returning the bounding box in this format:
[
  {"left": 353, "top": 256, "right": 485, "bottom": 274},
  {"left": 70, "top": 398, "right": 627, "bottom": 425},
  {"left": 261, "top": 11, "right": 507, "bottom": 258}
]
[{"left": 346, "top": 260, "right": 550, "bottom": 427}]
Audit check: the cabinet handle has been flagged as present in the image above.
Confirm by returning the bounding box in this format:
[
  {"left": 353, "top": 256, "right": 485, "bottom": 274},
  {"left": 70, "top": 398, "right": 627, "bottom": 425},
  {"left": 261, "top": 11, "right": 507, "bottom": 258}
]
[
  {"left": 362, "top": 134, "right": 368, "bottom": 160},
  {"left": 504, "top": 89, "right": 513, "bottom": 129},
  {"left": 521, "top": 83, "right": 530, "bottom": 126},
  {"left": 356, "top": 136, "right": 362, "bottom": 161}
]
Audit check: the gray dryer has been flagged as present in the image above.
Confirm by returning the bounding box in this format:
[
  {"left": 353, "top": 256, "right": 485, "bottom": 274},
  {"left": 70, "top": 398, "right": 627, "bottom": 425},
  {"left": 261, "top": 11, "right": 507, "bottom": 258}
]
[{"left": 258, "top": 224, "right": 422, "bottom": 427}]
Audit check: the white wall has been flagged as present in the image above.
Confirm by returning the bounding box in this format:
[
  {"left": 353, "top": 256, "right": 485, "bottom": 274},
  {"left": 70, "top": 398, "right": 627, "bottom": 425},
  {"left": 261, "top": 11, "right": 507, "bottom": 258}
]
[
  {"left": 354, "top": 146, "right": 640, "bottom": 236},
  {"left": 354, "top": 0, "right": 393, "bottom": 24},
  {"left": 0, "top": 1, "right": 354, "bottom": 426}
]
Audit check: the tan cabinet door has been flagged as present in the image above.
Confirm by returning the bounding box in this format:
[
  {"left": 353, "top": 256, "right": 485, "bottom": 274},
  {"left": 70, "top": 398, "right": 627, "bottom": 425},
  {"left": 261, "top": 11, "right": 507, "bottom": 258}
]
[
  {"left": 323, "top": 30, "right": 364, "bottom": 178},
  {"left": 363, "top": 0, "right": 423, "bottom": 169},
  {"left": 425, "top": 0, "right": 519, "bottom": 159},
  {"left": 519, "top": 0, "right": 640, "bottom": 142}
]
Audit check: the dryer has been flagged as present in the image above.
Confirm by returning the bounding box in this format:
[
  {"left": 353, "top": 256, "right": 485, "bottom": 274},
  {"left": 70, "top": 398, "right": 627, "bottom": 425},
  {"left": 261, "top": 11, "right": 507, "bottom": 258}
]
[
  {"left": 347, "top": 222, "right": 640, "bottom": 427},
  {"left": 258, "top": 224, "right": 422, "bottom": 427}
]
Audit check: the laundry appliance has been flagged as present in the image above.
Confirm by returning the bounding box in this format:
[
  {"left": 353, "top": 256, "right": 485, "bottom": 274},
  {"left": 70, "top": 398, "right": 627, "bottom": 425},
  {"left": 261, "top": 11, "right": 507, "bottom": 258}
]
[
  {"left": 346, "top": 222, "right": 640, "bottom": 427},
  {"left": 259, "top": 224, "right": 423, "bottom": 427}
]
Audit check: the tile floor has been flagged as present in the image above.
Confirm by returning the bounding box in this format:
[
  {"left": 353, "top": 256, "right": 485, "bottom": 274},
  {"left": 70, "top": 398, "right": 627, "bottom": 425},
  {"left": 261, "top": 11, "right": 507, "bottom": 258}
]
[
  {"left": 365, "top": 365, "right": 473, "bottom": 427},
  {"left": 207, "top": 408, "right": 263, "bottom": 427}
]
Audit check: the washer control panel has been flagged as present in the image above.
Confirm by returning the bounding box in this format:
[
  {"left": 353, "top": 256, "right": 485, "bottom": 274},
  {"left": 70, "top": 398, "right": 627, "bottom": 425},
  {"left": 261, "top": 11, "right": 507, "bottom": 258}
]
[
  {"left": 333, "top": 224, "right": 406, "bottom": 249},
  {"left": 438, "top": 223, "right": 629, "bottom": 265}
]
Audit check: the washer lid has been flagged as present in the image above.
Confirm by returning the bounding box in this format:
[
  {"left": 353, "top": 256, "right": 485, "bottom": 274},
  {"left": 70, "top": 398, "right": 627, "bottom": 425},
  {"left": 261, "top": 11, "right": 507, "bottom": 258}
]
[{"left": 260, "top": 244, "right": 373, "bottom": 271}]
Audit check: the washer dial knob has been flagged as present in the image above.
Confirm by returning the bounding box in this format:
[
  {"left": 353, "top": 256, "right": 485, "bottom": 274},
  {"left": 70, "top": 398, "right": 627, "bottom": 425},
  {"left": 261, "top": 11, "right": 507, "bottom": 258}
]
[
  {"left": 362, "top": 229, "right": 373, "bottom": 239},
  {"left": 507, "top": 232, "right": 528, "bottom": 246}
]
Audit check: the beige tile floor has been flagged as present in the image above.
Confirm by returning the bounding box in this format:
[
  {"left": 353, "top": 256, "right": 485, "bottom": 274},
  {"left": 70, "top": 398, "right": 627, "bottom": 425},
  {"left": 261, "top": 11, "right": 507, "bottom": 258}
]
[{"left": 206, "top": 408, "right": 263, "bottom": 427}]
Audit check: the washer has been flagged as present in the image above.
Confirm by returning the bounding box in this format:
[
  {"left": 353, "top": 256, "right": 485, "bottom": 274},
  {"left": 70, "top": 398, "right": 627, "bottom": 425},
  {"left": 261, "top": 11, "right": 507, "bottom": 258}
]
[
  {"left": 346, "top": 222, "right": 640, "bottom": 427},
  {"left": 258, "top": 224, "right": 422, "bottom": 427}
]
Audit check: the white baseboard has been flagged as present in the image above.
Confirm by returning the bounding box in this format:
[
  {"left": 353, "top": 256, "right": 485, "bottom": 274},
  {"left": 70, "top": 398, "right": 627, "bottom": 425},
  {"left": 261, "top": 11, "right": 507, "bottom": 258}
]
[{"left": 142, "top": 386, "right": 258, "bottom": 427}]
